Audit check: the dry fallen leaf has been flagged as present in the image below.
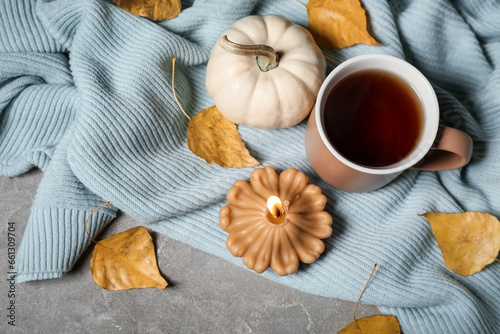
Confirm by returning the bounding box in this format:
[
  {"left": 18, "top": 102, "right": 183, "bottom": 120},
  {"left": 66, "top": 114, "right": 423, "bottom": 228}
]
[
  {"left": 187, "top": 106, "right": 260, "bottom": 168},
  {"left": 90, "top": 226, "right": 168, "bottom": 290},
  {"left": 338, "top": 264, "right": 401, "bottom": 334},
  {"left": 422, "top": 212, "right": 500, "bottom": 276},
  {"left": 170, "top": 57, "right": 259, "bottom": 168},
  {"left": 306, "top": 0, "right": 380, "bottom": 49},
  {"left": 114, "top": 0, "right": 181, "bottom": 21},
  {"left": 338, "top": 315, "right": 400, "bottom": 334}
]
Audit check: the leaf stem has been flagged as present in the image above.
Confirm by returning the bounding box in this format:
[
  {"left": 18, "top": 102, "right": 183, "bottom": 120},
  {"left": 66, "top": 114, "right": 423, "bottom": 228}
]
[
  {"left": 294, "top": 0, "right": 307, "bottom": 7},
  {"left": 85, "top": 201, "right": 112, "bottom": 244},
  {"left": 172, "top": 57, "right": 191, "bottom": 120},
  {"left": 217, "top": 35, "right": 279, "bottom": 72},
  {"left": 353, "top": 264, "right": 378, "bottom": 323}
]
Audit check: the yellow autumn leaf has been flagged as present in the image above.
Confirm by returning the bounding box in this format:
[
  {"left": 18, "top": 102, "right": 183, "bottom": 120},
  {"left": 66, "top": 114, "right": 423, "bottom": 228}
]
[
  {"left": 170, "top": 57, "right": 259, "bottom": 168},
  {"left": 90, "top": 226, "right": 168, "bottom": 290},
  {"left": 113, "top": 0, "right": 181, "bottom": 21},
  {"left": 337, "top": 264, "right": 401, "bottom": 334},
  {"left": 306, "top": 0, "right": 380, "bottom": 49},
  {"left": 422, "top": 212, "right": 500, "bottom": 276},
  {"left": 187, "top": 106, "right": 260, "bottom": 168},
  {"left": 338, "top": 315, "right": 401, "bottom": 334}
]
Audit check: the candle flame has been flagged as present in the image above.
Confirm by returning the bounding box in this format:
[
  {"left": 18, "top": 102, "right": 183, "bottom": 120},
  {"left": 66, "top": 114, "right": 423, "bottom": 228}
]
[{"left": 267, "top": 196, "right": 284, "bottom": 218}]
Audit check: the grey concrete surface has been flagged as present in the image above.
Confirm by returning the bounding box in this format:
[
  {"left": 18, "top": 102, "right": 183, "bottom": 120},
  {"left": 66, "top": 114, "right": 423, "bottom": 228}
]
[{"left": 1, "top": 169, "right": 379, "bottom": 334}]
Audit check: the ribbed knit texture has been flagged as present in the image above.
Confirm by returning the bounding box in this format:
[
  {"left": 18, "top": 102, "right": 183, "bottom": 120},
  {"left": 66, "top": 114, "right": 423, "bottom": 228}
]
[{"left": 1, "top": 0, "right": 499, "bottom": 333}]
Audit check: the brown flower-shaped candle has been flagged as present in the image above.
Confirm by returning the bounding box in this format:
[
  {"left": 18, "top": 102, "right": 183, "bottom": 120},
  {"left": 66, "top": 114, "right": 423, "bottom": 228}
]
[{"left": 219, "top": 166, "right": 333, "bottom": 276}]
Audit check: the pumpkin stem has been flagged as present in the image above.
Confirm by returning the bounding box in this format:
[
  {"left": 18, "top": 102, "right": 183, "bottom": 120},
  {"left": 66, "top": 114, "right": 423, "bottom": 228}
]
[{"left": 217, "top": 35, "right": 279, "bottom": 72}]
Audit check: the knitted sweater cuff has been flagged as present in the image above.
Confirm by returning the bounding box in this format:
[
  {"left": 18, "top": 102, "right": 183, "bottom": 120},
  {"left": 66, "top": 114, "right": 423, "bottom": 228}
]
[{"left": 14, "top": 207, "right": 115, "bottom": 283}]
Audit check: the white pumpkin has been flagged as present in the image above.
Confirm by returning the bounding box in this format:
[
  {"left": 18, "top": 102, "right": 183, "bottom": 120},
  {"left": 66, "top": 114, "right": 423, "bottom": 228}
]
[{"left": 206, "top": 15, "right": 326, "bottom": 129}]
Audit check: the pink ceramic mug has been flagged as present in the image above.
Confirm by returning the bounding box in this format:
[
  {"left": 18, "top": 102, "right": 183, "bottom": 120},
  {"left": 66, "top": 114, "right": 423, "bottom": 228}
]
[{"left": 305, "top": 54, "right": 473, "bottom": 192}]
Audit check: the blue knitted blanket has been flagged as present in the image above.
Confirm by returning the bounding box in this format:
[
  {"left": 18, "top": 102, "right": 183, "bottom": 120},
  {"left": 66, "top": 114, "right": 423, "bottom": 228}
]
[{"left": 2, "top": 0, "right": 500, "bottom": 333}]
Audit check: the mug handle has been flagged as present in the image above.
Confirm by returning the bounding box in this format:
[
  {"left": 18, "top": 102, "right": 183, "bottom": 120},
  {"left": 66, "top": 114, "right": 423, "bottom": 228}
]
[{"left": 412, "top": 126, "right": 473, "bottom": 171}]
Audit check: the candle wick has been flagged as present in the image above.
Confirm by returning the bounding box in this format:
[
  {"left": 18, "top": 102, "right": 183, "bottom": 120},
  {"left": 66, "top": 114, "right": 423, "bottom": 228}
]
[{"left": 275, "top": 209, "right": 281, "bottom": 218}]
